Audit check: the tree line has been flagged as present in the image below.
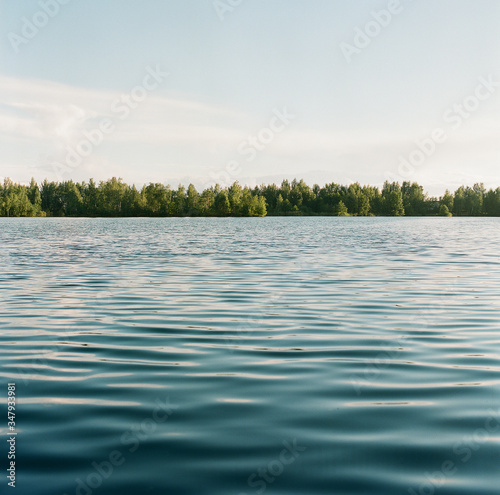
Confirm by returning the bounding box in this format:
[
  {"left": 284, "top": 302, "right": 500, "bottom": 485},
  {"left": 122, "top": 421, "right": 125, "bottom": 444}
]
[{"left": 0, "top": 177, "right": 499, "bottom": 217}]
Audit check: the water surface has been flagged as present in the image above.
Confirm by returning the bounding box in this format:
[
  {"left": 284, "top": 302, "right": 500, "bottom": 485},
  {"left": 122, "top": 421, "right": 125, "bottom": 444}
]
[{"left": 1, "top": 217, "right": 499, "bottom": 494}]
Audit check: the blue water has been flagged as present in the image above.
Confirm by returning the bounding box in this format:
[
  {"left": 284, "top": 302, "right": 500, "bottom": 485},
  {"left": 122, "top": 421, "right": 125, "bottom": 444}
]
[{"left": 1, "top": 217, "right": 499, "bottom": 495}]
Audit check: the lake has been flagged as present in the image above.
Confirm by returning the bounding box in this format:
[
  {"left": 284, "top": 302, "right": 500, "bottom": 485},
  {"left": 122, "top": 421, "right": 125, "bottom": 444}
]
[{"left": 1, "top": 217, "right": 499, "bottom": 495}]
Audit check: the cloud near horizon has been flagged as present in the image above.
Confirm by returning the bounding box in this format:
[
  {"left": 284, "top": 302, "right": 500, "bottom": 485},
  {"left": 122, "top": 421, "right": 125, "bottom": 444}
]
[{"left": 0, "top": 72, "right": 498, "bottom": 195}]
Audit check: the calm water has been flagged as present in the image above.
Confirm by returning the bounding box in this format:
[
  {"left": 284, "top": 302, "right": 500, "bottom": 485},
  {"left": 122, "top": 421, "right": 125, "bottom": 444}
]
[{"left": 1, "top": 217, "right": 499, "bottom": 495}]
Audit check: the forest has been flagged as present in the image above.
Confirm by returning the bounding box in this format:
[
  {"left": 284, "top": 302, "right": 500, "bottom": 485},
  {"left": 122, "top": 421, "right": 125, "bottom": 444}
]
[{"left": 0, "top": 177, "right": 499, "bottom": 217}]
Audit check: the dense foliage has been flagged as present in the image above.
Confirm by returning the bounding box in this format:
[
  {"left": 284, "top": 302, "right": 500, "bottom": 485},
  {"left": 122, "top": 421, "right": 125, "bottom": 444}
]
[{"left": 1, "top": 177, "right": 499, "bottom": 217}]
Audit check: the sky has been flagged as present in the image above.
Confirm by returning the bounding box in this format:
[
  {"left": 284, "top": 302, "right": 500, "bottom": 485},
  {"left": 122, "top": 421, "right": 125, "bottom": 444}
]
[{"left": 0, "top": 0, "right": 499, "bottom": 195}]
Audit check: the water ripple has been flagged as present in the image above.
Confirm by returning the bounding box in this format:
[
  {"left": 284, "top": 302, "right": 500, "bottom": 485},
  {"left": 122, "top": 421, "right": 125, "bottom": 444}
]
[{"left": 1, "top": 217, "right": 499, "bottom": 494}]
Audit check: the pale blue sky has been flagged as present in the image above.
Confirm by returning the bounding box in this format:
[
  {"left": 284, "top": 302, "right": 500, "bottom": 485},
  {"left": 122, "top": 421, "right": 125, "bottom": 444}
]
[{"left": 1, "top": 0, "right": 499, "bottom": 193}]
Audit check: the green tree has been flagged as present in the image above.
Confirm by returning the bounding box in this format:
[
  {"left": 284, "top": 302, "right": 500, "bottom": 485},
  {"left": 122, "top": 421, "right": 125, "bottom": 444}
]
[
  {"left": 174, "top": 185, "right": 186, "bottom": 216},
  {"left": 123, "top": 185, "right": 143, "bottom": 216},
  {"left": 382, "top": 182, "right": 405, "bottom": 216},
  {"left": 144, "top": 183, "right": 168, "bottom": 215},
  {"left": 228, "top": 182, "right": 242, "bottom": 215},
  {"left": 4, "top": 177, "right": 500, "bottom": 218},
  {"left": 28, "top": 178, "right": 42, "bottom": 214},
  {"left": 254, "top": 196, "right": 267, "bottom": 216},
  {"left": 186, "top": 184, "right": 200, "bottom": 215},
  {"left": 98, "top": 177, "right": 127, "bottom": 215},
  {"left": 402, "top": 182, "right": 426, "bottom": 216},
  {"left": 214, "top": 190, "right": 230, "bottom": 216},
  {"left": 275, "top": 194, "right": 284, "bottom": 214},
  {"left": 453, "top": 186, "right": 466, "bottom": 216},
  {"left": 484, "top": 188, "right": 500, "bottom": 216},
  {"left": 83, "top": 179, "right": 99, "bottom": 215},
  {"left": 60, "top": 180, "right": 83, "bottom": 216},
  {"left": 439, "top": 204, "right": 452, "bottom": 216},
  {"left": 440, "top": 190, "right": 454, "bottom": 212},
  {"left": 200, "top": 188, "right": 215, "bottom": 215},
  {"left": 337, "top": 200, "right": 349, "bottom": 216}
]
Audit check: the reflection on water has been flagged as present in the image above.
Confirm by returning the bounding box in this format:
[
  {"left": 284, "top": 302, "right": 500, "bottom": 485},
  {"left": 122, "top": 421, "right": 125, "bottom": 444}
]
[{"left": 0, "top": 217, "right": 499, "bottom": 495}]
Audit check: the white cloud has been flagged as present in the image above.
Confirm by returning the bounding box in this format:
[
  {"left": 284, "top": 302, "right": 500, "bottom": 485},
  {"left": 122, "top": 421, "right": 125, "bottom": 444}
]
[
  {"left": 1, "top": 74, "right": 499, "bottom": 191},
  {"left": 0, "top": 74, "right": 247, "bottom": 146}
]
